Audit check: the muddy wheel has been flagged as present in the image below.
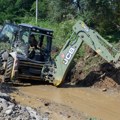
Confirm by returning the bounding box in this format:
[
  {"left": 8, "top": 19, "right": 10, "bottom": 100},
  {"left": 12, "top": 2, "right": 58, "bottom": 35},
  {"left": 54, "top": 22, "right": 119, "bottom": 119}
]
[
  {"left": 4, "top": 57, "right": 13, "bottom": 82},
  {"left": 0, "top": 50, "right": 6, "bottom": 75}
]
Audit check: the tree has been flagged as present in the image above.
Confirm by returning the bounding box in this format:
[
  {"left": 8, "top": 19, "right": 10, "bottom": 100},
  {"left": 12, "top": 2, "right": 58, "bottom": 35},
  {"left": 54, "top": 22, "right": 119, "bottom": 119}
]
[
  {"left": 30, "top": 0, "right": 49, "bottom": 19},
  {"left": 76, "top": 0, "right": 120, "bottom": 33},
  {"left": 0, "top": 0, "right": 34, "bottom": 23},
  {"left": 47, "top": 0, "right": 77, "bottom": 21}
]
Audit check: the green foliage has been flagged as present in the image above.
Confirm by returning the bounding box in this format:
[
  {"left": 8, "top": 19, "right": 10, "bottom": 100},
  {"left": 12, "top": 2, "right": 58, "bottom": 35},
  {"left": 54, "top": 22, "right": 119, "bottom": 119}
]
[
  {"left": 47, "top": 0, "right": 77, "bottom": 22},
  {"left": 0, "top": 0, "right": 119, "bottom": 37},
  {"left": 0, "top": 0, "right": 34, "bottom": 23},
  {"left": 76, "top": 0, "right": 120, "bottom": 34},
  {"left": 105, "top": 32, "right": 120, "bottom": 43},
  {"left": 31, "top": 0, "right": 49, "bottom": 19}
]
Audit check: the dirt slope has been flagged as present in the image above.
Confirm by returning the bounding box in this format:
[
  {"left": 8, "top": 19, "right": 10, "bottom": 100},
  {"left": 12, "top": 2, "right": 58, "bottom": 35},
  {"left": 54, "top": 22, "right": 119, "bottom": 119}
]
[{"left": 67, "top": 47, "right": 120, "bottom": 90}]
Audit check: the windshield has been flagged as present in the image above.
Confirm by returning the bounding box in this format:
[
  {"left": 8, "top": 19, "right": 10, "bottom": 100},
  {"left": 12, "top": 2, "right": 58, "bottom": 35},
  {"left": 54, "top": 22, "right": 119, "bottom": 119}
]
[
  {"left": 0, "top": 24, "right": 18, "bottom": 43},
  {"left": 19, "top": 27, "right": 29, "bottom": 44},
  {"left": 13, "top": 26, "right": 30, "bottom": 57}
]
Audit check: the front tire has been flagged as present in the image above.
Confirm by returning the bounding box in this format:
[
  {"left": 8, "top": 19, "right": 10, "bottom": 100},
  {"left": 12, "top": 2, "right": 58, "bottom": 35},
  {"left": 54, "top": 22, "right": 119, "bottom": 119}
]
[
  {"left": 0, "top": 50, "right": 6, "bottom": 75},
  {"left": 4, "top": 57, "right": 14, "bottom": 82}
]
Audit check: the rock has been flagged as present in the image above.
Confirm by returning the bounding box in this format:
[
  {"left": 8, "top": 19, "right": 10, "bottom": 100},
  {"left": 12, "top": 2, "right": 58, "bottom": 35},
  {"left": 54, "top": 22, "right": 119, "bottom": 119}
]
[
  {"left": 0, "top": 98, "right": 8, "bottom": 108},
  {"left": 7, "top": 104, "right": 15, "bottom": 110},
  {"left": 7, "top": 118, "right": 11, "bottom": 120},
  {"left": 44, "top": 102, "right": 50, "bottom": 106},
  {"left": 5, "top": 109, "right": 12, "bottom": 115},
  {"left": 102, "top": 88, "right": 107, "bottom": 92},
  {"left": 0, "top": 106, "right": 3, "bottom": 112},
  {"left": 16, "top": 116, "right": 22, "bottom": 120},
  {"left": 0, "top": 92, "right": 11, "bottom": 101},
  {"left": 5, "top": 104, "right": 15, "bottom": 115},
  {"left": 67, "top": 114, "right": 71, "bottom": 118},
  {"left": 0, "top": 92, "right": 44, "bottom": 120},
  {"left": 26, "top": 107, "right": 42, "bottom": 120}
]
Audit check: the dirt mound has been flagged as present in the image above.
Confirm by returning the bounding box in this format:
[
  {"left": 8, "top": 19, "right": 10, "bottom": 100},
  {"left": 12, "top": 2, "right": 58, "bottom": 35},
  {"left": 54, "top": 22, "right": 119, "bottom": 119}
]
[
  {"left": 67, "top": 47, "right": 120, "bottom": 90},
  {"left": 94, "top": 76, "right": 119, "bottom": 89}
]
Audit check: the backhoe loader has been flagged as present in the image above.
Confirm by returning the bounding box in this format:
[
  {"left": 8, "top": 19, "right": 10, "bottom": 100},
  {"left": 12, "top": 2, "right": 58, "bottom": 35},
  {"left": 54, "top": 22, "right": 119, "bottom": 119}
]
[{"left": 0, "top": 20, "right": 120, "bottom": 86}]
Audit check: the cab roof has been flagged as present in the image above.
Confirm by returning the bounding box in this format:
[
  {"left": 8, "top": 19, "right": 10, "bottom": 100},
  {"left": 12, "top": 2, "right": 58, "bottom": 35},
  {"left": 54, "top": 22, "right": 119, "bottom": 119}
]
[{"left": 19, "top": 23, "right": 53, "bottom": 36}]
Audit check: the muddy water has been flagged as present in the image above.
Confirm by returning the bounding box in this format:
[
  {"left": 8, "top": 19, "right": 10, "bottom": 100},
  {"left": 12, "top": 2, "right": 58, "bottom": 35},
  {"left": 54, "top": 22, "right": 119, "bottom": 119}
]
[{"left": 10, "top": 85, "right": 120, "bottom": 120}]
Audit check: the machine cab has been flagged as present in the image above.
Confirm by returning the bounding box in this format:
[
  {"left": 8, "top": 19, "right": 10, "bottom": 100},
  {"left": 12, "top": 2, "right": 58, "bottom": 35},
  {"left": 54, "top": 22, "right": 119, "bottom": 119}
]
[{"left": 18, "top": 24, "right": 53, "bottom": 62}]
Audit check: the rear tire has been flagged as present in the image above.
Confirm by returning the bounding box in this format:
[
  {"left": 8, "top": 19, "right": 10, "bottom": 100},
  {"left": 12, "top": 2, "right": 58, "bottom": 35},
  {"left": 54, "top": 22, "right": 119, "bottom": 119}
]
[{"left": 4, "top": 57, "right": 13, "bottom": 82}]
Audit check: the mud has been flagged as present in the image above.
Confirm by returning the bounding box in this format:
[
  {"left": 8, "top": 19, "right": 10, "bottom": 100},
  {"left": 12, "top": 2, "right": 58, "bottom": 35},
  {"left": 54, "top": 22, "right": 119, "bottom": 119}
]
[
  {"left": 9, "top": 85, "right": 120, "bottom": 120},
  {"left": 0, "top": 83, "right": 88, "bottom": 120}
]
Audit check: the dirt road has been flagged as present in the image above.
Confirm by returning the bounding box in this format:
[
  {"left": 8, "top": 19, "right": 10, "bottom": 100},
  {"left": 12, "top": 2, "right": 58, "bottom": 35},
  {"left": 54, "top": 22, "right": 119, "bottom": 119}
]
[{"left": 9, "top": 84, "right": 120, "bottom": 120}]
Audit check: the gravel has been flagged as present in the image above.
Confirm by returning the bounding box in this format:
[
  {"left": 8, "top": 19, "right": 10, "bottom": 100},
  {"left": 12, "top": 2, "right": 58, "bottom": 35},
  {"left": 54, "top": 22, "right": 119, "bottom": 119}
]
[{"left": 0, "top": 92, "right": 47, "bottom": 120}]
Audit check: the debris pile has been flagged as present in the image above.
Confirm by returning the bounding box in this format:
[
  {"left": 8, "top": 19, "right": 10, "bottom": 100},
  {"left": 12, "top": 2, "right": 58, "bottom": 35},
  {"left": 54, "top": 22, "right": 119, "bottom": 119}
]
[{"left": 0, "top": 92, "right": 45, "bottom": 120}]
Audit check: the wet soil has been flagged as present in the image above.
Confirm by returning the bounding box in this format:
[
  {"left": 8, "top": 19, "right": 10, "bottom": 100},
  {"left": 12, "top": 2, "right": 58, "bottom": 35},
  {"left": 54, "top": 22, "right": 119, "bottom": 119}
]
[{"left": 10, "top": 85, "right": 120, "bottom": 120}]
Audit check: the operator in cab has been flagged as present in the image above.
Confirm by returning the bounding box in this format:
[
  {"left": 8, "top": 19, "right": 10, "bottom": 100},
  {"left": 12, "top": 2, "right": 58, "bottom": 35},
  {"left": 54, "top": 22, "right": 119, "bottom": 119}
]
[
  {"left": 28, "top": 34, "right": 38, "bottom": 59},
  {"left": 29, "top": 34, "right": 38, "bottom": 49}
]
